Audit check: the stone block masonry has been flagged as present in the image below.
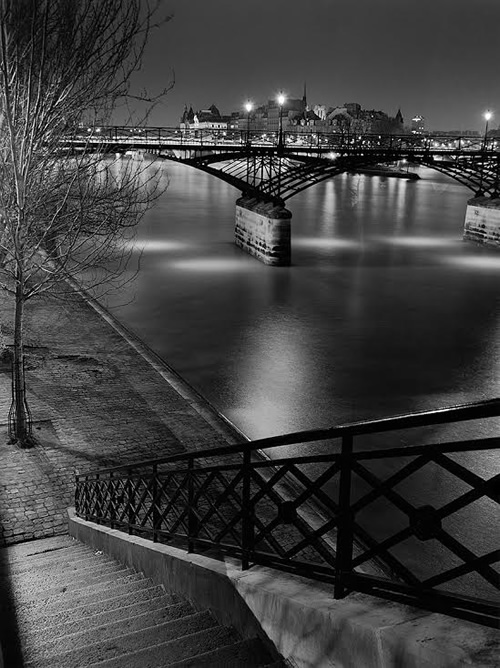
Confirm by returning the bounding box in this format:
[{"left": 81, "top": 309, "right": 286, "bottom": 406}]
[
  {"left": 235, "top": 196, "right": 291, "bottom": 266},
  {"left": 464, "top": 196, "right": 500, "bottom": 246}
]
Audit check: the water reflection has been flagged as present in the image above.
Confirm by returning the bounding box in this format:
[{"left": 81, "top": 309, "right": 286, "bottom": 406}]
[
  {"left": 170, "top": 258, "right": 261, "bottom": 273},
  {"left": 383, "top": 236, "right": 460, "bottom": 248},
  {"left": 293, "top": 237, "right": 361, "bottom": 250},
  {"left": 444, "top": 255, "right": 500, "bottom": 270}
]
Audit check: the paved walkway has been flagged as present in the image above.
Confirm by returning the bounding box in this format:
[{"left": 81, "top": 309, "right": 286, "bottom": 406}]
[{"left": 0, "top": 286, "right": 243, "bottom": 546}]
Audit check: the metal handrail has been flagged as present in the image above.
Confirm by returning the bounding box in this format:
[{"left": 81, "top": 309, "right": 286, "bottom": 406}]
[
  {"left": 75, "top": 398, "right": 500, "bottom": 628},
  {"left": 77, "top": 398, "right": 500, "bottom": 477}
]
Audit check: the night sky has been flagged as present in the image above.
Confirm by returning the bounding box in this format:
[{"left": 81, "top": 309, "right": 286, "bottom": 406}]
[{"left": 133, "top": 0, "right": 500, "bottom": 132}]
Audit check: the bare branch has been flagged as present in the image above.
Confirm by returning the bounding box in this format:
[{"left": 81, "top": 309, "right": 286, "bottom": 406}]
[{"left": 0, "top": 0, "right": 172, "bottom": 443}]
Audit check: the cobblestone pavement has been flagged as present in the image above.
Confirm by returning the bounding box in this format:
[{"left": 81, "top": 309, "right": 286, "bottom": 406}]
[{"left": 0, "top": 288, "right": 242, "bottom": 547}]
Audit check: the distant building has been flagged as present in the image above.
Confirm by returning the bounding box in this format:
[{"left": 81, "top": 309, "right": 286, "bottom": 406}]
[
  {"left": 313, "top": 104, "right": 327, "bottom": 121},
  {"left": 411, "top": 115, "right": 425, "bottom": 134},
  {"left": 179, "top": 97, "right": 413, "bottom": 138},
  {"left": 344, "top": 102, "right": 361, "bottom": 117},
  {"left": 180, "top": 105, "right": 195, "bottom": 128},
  {"left": 180, "top": 104, "right": 228, "bottom": 131}
]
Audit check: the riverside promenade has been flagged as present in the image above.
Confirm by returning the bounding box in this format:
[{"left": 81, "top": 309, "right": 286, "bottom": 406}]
[{"left": 0, "top": 286, "right": 243, "bottom": 547}]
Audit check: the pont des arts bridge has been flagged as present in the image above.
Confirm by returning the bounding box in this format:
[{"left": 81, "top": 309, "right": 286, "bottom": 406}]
[{"left": 64, "top": 127, "right": 500, "bottom": 264}]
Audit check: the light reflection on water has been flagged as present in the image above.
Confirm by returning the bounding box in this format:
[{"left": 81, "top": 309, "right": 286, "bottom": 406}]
[
  {"left": 382, "top": 235, "right": 460, "bottom": 248},
  {"left": 444, "top": 255, "right": 500, "bottom": 270},
  {"left": 130, "top": 239, "right": 190, "bottom": 253},
  {"left": 169, "top": 258, "right": 261, "bottom": 273},
  {"left": 293, "top": 237, "right": 361, "bottom": 249}
]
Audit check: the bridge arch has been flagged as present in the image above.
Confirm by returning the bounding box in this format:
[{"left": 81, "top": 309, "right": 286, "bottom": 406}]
[
  {"left": 157, "top": 149, "right": 500, "bottom": 202},
  {"left": 64, "top": 128, "right": 500, "bottom": 264}
]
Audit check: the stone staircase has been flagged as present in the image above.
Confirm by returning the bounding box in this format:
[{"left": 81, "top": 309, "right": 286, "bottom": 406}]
[{"left": 0, "top": 535, "right": 286, "bottom": 667}]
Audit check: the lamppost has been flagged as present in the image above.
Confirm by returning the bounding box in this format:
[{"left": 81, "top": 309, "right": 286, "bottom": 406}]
[
  {"left": 477, "top": 111, "right": 493, "bottom": 196},
  {"left": 277, "top": 93, "right": 286, "bottom": 151},
  {"left": 483, "top": 110, "right": 492, "bottom": 149},
  {"left": 245, "top": 101, "right": 253, "bottom": 144}
]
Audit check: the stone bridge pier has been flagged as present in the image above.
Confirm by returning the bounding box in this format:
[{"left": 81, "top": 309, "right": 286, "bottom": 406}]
[
  {"left": 464, "top": 196, "right": 500, "bottom": 246},
  {"left": 235, "top": 196, "right": 292, "bottom": 266}
]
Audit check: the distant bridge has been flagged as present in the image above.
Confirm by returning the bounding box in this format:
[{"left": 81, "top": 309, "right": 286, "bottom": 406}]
[{"left": 65, "top": 127, "right": 500, "bottom": 203}]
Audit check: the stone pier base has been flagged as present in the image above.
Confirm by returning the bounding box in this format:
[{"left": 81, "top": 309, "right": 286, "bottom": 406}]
[
  {"left": 235, "top": 196, "right": 291, "bottom": 266},
  {"left": 464, "top": 196, "right": 500, "bottom": 247}
]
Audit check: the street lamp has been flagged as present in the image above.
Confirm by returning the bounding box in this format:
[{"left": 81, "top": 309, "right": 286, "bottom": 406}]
[
  {"left": 245, "top": 101, "right": 253, "bottom": 144},
  {"left": 277, "top": 93, "right": 286, "bottom": 149},
  {"left": 483, "top": 110, "right": 492, "bottom": 149},
  {"left": 477, "top": 111, "right": 494, "bottom": 196}
]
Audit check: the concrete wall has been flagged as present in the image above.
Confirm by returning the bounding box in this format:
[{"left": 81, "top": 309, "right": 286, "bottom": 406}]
[
  {"left": 235, "top": 197, "right": 291, "bottom": 266},
  {"left": 464, "top": 196, "right": 500, "bottom": 246}
]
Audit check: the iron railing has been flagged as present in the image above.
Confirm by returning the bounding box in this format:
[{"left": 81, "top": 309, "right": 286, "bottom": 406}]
[
  {"left": 75, "top": 399, "right": 500, "bottom": 628},
  {"left": 64, "top": 126, "right": 500, "bottom": 154}
]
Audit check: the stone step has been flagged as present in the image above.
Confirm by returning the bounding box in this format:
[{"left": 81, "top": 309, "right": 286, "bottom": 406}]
[
  {"left": 0, "top": 561, "right": 131, "bottom": 589},
  {"left": 15, "top": 571, "right": 145, "bottom": 613},
  {"left": 17, "top": 583, "right": 170, "bottom": 631},
  {"left": 82, "top": 625, "right": 241, "bottom": 668},
  {"left": 3, "top": 538, "right": 283, "bottom": 668},
  {"left": 23, "top": 599, "right": 196, "bottom": 654},
  {"left": 0, "top": 542, "right": 92, "bottom": 564},
  {"left": 24, "top": 610, "right": 220, "bottom": 668},
  {"left": 12, "top": 565, "right": 139, "bottom": 601},
  {"left": 2, "top": 550, "right": 118, "bottom": 576},
  {"left": 0, "top": 536, "right": 82, "bottom": 563},
  {"left": 23, "top": 596, "right": 192, "bottom": 643},
  {"left": 167, "top": 636, "right": 276, "bottom": 667}
]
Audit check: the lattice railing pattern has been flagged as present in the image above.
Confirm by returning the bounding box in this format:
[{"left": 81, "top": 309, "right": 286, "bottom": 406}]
[{"left": 75, "top": 399, "right": 500, "bottom": 628}]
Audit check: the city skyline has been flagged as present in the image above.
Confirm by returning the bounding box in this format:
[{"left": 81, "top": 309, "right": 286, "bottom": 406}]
[{"left": 128, "top": 0, "right": 500, "bottom": 132}]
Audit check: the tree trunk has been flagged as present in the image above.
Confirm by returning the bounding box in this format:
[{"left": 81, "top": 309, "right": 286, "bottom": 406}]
[{"left": 9, "top": 273, "right": 32, "bottom": 446}]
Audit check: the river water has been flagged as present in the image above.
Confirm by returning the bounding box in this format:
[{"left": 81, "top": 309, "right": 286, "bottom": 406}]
[
  {"left": 105, "top": 161, "right": 499, "bottom": 438},
  {"left": 103, "top": 160, "right": 499, "bottom": 598}
]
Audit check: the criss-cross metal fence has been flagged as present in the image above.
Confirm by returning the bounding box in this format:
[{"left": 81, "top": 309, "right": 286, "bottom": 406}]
[{"left": 75, "top": 399, "right": 500, "bottom": 628}]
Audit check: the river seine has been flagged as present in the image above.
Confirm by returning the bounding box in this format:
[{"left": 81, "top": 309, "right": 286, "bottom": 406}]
[
  {"left": 103, "top": 159, "right": 499, "bottom": 598},
  {"left": 104, "top": 160, "right": 499, "bottom": 439}
]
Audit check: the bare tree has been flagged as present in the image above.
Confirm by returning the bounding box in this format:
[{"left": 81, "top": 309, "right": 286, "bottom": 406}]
[{"left": 0, "top": 0, "right": 171, "bottom": 445}]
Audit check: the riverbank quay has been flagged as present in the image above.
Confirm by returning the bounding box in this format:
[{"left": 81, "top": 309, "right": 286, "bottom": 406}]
[{"left": 0, "top": 285, "right": 243, "bottom": 547}]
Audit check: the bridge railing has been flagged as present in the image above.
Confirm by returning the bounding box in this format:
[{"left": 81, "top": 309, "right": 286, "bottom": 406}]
[
  {"left": 64, "top": 127, "right": 500, "bottom": 153},
  {"left": 75, "top": 398, "right": 500, "bottom": 628}
]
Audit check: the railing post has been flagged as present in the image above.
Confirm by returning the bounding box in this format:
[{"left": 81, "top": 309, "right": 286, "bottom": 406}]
[
  {"left": 152, "top": 464, "right": 160, "bottom": 543},
  {"left": 127, "top": 468, "right": 135, "bottom": 535},
  {"left": 335, "top": 435, "right": 354, "bottom": 598},
  {"left": 241, "top": 447, "right": 253, "bottom": 570},
  {"left": 187, "top": 458, "right": 196, "bottom": 553},
  {"left": 95, "top": 473, "right": 101, "bottom": 524},
  {"left": 109, "top": 472, "right": 116, "bottom": 529}
]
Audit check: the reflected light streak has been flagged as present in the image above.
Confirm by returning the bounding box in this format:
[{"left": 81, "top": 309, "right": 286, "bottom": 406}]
[
  {"left": 170, "top": 258, "right": 258, "bottom": 272},
  {"left": 294, "top": 237, "right": 360, "bottom": 250},
  {"left": 122, "top": 239, "right": 189, "bottom": 252},
  {"left": 444, "top": 256, "right": 500, "bottom": 270},
  {"left": 384, "top": 236, "right": 459, "bottom": 248}
]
